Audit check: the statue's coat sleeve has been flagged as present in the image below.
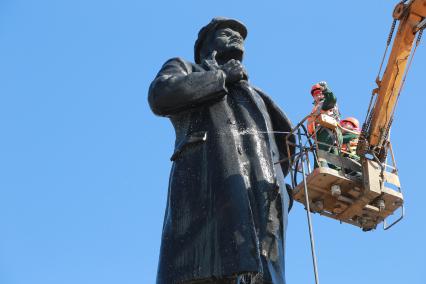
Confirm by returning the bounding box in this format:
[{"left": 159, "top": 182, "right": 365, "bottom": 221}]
[{"left": 148, "top": 57, "right": 228, "bottom": 116}]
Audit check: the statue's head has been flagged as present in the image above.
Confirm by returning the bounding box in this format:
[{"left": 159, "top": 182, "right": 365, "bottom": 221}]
[{"left": 195, "top": 17, "right": 247, "bottom": 64}]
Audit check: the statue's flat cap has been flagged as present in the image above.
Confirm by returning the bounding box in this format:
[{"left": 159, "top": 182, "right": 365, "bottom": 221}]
[{"left": 194, "top": 17, "right": 247, "bottom": 64}]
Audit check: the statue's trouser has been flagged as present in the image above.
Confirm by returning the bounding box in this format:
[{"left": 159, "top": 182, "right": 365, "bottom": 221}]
[{"left": 186, "top": 161, "right": 290, "bottom": 284}]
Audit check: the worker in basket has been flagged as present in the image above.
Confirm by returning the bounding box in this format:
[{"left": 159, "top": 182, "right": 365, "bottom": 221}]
[
  {"left": 340, "top": 117, "right": 361, "bottom": 161},
  {"left": 307, "top": 81, "right": 342, "bottom": 168},
  {"left": 340, "top": 117, "right": 362, "bottom": 177}
]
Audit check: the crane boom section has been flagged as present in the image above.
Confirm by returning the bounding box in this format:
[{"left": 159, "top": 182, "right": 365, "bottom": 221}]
[{"left": 367, "top": 0, "right": 426, "bottom": 149}]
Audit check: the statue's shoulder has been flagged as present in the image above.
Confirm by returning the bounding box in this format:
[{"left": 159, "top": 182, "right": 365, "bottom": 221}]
[
  {"left": 252, "top": 85, "right": 273, "bottom": 103},
  {"left": 252, "top": 85, "right": 268, "bottom": 97},
  {"left": 251, "top": 85, "right": 275, "bottom": 109},
  {"left": 253, "top": 85, "right": 293, "bottom": 125},
  {"left": 159, "top": 57, "right": 199, "bottom": 74},
  {"left": 163, "top": 57, "right": 191, "bottom": 65}
]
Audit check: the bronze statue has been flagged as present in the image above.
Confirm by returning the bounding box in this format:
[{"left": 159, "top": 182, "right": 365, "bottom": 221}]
[{"left": 149, "top": 17, "right": 295, "bottom": 284}]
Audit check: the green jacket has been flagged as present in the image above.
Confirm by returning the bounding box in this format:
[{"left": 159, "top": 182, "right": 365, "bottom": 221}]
[
  {"left": 321, "top": 89, "right": 337, "bottom": 111},
  {"left": 342, "top": 132, "right": 360, "bottom": 160},
  {"left": 342, "top": 132, "right": 358, "bottom": 144}
]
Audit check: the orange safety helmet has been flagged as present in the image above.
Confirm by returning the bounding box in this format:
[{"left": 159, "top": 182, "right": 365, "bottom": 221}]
[
  {"left": 311, "top": 84, "right": 323, "bottom": 96},
  {"left": 340, "top": 117, "right": 360, "bottom": 131}
]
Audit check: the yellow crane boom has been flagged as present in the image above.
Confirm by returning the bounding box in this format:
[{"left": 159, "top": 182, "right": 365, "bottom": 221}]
[{"left": 361, "top": 0, "right": 426, "bottom": 158}]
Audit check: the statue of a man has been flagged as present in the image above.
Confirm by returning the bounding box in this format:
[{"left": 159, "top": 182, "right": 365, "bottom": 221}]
[{"left": 149, "top": 17, "right": 295, "bottom": 284}]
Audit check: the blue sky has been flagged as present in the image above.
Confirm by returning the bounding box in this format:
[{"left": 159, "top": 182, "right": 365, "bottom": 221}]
[{"left": 0, "top": 0, "right": 425, "bottom": 283}]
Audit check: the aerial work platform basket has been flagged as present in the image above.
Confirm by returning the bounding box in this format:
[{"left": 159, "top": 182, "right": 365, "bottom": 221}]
[{"left": 285, "top": 116, "right": 404, "bottom": 231}]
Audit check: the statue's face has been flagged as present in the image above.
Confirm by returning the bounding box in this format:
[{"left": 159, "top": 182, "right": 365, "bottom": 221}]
[{"left": 208, "top": 27, "right": 244, "bottom": 62}]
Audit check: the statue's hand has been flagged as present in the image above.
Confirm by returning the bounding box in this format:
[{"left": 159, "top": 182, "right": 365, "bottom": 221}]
[
  {"left": 203, "top": 50, "right": 220, "bottom": 71},
  {"left": 220, "top": 59, "right": 247, "bottom": 83}
]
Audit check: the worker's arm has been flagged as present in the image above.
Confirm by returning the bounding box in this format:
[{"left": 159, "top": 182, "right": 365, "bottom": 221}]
[
  {"left": 342, "top": 132, "right": 358, "bottom": 144},
  {"left": 148, "top": 57, "right": 228, "bottom": 116},
  {"left": 321, "top": 88, "right": 337, "bottom": 111}
]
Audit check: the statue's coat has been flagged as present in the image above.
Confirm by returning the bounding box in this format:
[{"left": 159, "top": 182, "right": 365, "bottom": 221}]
[{"left": 149, "top": 57, "right": 295, "bottom": 284}]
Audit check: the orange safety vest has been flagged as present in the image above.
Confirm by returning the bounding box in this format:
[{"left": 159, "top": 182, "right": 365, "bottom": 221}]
[{"left": 307, "top": 103, "right": 339, "bottom": 136}]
